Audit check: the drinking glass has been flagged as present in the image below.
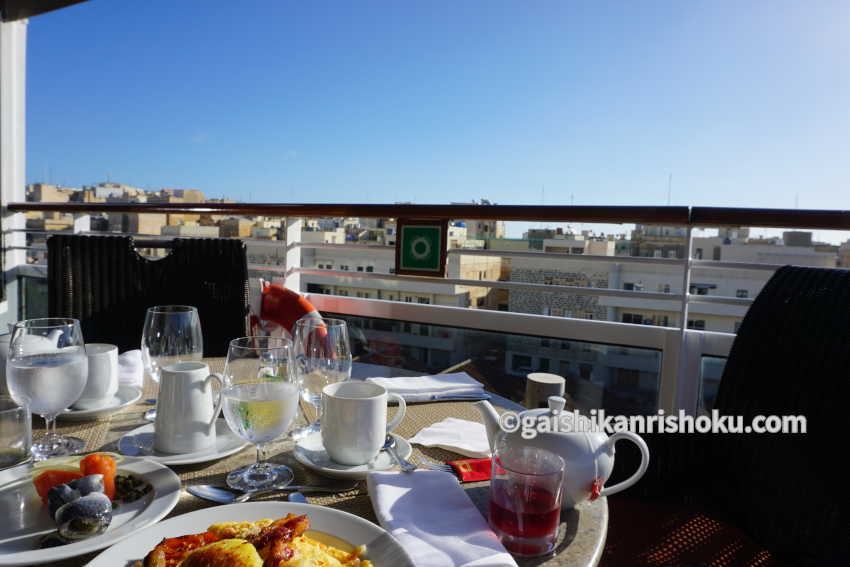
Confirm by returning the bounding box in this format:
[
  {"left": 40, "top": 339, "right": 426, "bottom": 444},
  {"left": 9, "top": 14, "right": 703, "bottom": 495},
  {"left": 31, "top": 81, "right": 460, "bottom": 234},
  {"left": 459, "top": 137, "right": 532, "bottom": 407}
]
[
  {"left": 221, "top": 336, "right": 298, "bottom": 491},
  {"left": 6, "top": 318, "right": 88, "bottom": 460},
  {"left": 291, "top": 318, "right": 352, "bottom": 437},
  {"left": 489, "top": 444, "right": 565, "bottom": 557},
  {"left": 0, "top": 396, "right": 32, "bottom": 469},
  {"left": 141, "top": 305, "right": 203, "bottom": 421}
]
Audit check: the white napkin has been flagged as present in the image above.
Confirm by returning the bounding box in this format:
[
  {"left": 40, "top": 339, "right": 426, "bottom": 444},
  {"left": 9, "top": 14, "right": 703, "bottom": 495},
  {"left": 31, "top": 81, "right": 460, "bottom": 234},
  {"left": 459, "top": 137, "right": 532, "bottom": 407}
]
[
  {"left": 366, "top": 372, "right": 485, "bottom": 403},
  {"left": 118, "top": 350, "right": 144, "bottom": 389},
  {"left": 368, "top": 470, "right": 517, "bottom": 567},
  {"left": 409, "top": 418, "right": 491, "bottom": 458}
]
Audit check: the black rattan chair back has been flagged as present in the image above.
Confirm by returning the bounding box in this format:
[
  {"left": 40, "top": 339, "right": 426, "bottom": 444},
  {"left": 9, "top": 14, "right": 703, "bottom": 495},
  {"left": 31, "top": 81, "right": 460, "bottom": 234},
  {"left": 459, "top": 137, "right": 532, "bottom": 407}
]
[
  {"left": 713, "top": 265, "right": 850, "bottom": 561},
  {"left": 47, "top": 234, "right": 249, "bottom": 356}
]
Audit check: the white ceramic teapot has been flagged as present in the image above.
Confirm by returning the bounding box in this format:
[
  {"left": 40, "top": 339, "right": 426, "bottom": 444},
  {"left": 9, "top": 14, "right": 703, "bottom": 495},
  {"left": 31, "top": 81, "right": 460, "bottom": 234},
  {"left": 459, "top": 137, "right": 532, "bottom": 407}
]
[{"left": 475, "top": 396, "right": 650, "bottom": 508}]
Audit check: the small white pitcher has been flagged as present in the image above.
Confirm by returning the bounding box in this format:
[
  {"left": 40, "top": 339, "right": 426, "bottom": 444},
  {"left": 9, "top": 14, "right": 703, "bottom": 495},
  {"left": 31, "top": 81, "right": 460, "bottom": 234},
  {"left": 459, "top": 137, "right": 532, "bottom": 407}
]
[{"left": 154, "top": 361, "right": 223, "bottom": 454}]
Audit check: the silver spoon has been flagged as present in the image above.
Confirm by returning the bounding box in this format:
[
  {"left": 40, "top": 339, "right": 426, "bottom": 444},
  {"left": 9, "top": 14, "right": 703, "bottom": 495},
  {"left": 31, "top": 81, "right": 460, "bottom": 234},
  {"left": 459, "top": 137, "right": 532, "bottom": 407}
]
[
  {"left": 383, "top": 435, "right": 417, "bottom": 473},
  {"left": 187, "top": 481, "right": 357, "bottom": 504}
]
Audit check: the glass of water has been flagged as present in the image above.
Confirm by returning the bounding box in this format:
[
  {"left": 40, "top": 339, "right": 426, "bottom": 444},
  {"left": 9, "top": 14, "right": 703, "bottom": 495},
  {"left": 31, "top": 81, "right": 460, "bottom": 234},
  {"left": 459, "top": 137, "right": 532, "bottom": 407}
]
[
  {"left": 0, "top": 396, "right": 32, "bottom": 469},
  {"left": 141, "top": 305, "right": 203, "bottom": 421},
  {"left": 6, "top": 318, "right": 88, "bottom": 460},
  {"left": 291, "top": 318, "right": 352, "bottom": 438},
  {"left": 221, "top": 336, "right": 298, "bottom": 491}
]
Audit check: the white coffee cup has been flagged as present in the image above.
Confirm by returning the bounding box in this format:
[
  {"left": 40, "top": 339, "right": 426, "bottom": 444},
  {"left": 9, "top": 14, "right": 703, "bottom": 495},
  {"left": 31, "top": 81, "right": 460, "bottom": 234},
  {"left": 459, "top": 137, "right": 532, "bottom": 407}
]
[
  {"left": 321, "top": 381, "right": 406, "bottom": 466},
  {"left": 154, "top": 361, "right": 223, "bottom": 454},
  {"left": 72, "top": 343, "right": 119, "bottom": 410}
]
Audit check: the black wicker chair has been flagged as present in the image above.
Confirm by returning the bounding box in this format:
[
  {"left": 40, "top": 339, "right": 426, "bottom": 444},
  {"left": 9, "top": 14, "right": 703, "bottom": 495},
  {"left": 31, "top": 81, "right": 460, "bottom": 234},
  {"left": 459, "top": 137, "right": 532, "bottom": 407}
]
[
  {"left": 47, "top": 234, "right": 249, "bottom": 356},
  {"left": 602, "top": 266, "right": 850, "bottom": 566}
]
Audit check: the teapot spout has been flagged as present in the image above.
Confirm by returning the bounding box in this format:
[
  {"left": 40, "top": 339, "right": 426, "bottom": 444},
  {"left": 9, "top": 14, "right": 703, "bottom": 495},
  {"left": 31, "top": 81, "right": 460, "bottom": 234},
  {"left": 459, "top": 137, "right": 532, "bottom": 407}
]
[{"left": 473, "top": 400, "right": 501, "bottom": 453}]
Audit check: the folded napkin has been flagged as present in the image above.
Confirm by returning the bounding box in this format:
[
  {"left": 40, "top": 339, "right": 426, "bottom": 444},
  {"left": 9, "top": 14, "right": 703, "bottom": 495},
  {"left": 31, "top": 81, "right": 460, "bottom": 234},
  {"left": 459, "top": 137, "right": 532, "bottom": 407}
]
[
  {"left": 367, "top": 470, "right": 517, "bottom": 567},
  {"left": 118, "top": 349, "right": 144, "bottom": 389},
  {"left": 409, "top": 418, "right": 491, "bottom": 458},
  {"left": 365, "top": 372, "right": 485, "bottom": 403}
]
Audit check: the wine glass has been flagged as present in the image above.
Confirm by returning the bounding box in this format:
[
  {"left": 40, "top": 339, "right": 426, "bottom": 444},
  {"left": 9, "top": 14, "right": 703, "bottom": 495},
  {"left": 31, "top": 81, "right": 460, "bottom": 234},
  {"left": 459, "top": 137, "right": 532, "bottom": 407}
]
[
  {"left": 292, "top": 317, "right": 352, "bottom": 438},
  {"left": 220, "top": 336, "right": 298, "bottom": 491},
  {"left": 141, "top": 305, "right": 203, "bottom": 421},
  {"left": 6, "top": 318, "right": 88, "bottom": 460}
]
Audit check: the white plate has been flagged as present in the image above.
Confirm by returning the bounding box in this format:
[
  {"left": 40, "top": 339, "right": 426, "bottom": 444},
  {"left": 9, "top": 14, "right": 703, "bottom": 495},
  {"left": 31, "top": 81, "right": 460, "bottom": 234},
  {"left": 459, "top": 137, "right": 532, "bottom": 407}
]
[
  {"left": 117, "top": 419, "right": 249, "bottom": 466},
  {"left": 85, "top": 501, "right": 415, "bottom": 567},
  {"left": 58, "top": 386, "right": 142, "bottom": 422},
  {"left": 0, "top": 456, "right": 181, "bottom": 567},
  {"left": 294, "top": 432, "right": 413, "bottom": 479}
]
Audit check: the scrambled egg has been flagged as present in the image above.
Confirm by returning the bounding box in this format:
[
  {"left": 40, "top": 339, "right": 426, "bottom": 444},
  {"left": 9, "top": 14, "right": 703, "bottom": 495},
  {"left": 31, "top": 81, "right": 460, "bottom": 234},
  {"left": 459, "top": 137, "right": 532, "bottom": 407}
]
[
  {"left": 189, "top": 519, "right": 373, "bottom": 567},
  {"left": 181, "top": 539, "right": 263, "bottom": 567}
]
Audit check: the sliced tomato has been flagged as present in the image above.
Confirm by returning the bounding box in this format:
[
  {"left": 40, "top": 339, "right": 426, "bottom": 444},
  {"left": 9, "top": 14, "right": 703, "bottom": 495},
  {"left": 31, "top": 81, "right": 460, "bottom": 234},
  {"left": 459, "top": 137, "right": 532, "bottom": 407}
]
[
  {"left": 80, "top": 453, "right": 117, "bottom": 500},
  {"left": 33, "top": 470, "right": 83, "bottom": 503}
]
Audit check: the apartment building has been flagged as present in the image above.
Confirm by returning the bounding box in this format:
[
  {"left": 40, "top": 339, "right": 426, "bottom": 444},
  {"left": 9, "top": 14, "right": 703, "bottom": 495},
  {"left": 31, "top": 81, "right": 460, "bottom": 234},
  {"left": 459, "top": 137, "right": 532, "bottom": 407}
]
[{"left": 507, "top": 229, "right": 837, "bottom": 333}]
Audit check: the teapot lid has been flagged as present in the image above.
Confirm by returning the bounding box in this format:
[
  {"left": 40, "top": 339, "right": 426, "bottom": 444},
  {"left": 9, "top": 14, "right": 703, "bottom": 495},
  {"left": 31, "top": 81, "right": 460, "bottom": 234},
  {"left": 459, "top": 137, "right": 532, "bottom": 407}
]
[{"left": 548, "top": 396, "right": 566, "bottom": 414}]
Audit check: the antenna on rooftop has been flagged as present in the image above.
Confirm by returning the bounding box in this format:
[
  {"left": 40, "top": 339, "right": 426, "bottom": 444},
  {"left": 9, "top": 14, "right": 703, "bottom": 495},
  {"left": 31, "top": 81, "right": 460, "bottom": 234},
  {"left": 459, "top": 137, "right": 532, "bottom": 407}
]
[{"left": 667, "top": 173, "right": 672, "bottom": 205}]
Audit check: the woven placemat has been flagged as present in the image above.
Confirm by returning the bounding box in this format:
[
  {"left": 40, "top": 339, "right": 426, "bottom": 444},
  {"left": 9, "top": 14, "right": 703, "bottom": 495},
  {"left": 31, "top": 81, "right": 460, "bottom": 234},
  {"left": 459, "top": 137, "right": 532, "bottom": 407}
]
[{"left": 40, "top": 358, "right": 606, "bottom": 567}]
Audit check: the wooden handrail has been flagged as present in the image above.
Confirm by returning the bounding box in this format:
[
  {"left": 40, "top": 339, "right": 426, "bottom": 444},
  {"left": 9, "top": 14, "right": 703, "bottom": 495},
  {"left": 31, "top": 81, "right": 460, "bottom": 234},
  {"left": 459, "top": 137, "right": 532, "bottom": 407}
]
[{"left": 6, "top": 201, "right": 850, "bottom": 230}]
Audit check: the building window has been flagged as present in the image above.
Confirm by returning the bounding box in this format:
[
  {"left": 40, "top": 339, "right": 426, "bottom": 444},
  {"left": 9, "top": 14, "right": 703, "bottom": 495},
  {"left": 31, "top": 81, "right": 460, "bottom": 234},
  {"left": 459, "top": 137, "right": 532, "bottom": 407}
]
[
  {"left": 366, "top": 266, "right": 374, "bottom": 273},
  {"left": 417, "top": 297, "right": 430, "bottom": 304},
  {"left": 695, "top": 248, "right": 703, "bottom": 259},
  {"left": 476, "top": 297, "right": 485, "bottom": 307},
  {"left": 736, "top": 289, "right": 748, "bottom": 298},
  {"left": 338, "top": 290, "right": 348, "bottom": 296},
  {"left": 363, "top": 293, "right": 370, "bottom": 299},
  {"left": 512, "top": 355, "right": 532, "bottom": 371},
  {"left": 687, "top": 319, "right": 706, "bottom": 330},
  {"left": 622, "top": 313, "right": 643, "bottom": 324},
  {"left": 656, "top": 315, "right": 669, "bottom": 326},
  {"left": 541, "top": 339, "right": 550, "bottom": 348},
  {"left": 538, "top": 358, "right": 550, "bottom": 371},
  {"left": 357, "top": 266, "right": 364, "bottom": 272},
  {"left": 317, "top": 264, "right": 324, "bottom": 269},
  {"left": 325, "top": 265, "right": 333, "bottom": 270},
  {"left": 404, "top": 296, "right": 413, "bottom": 302},
  {"left": 657, "top": 283, "right": 671, "bottom": 293},
  {"left": 623, "top": 282, "right": 643, "bottom": 291},
  {"left": 560, "top": 341, "right": 570, "bottom": 350}
]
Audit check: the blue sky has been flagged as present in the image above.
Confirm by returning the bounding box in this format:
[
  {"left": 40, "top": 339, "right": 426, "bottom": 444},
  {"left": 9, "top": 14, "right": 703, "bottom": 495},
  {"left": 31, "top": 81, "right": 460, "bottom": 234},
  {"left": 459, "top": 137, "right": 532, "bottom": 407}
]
[{"left": 25, "top": 1, "right": 849, "bottom": 240}]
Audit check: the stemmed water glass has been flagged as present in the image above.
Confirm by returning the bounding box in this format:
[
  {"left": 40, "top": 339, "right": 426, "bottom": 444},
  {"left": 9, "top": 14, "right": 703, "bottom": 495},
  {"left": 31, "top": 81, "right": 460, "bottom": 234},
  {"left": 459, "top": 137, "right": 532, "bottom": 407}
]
[
  {"left": 291, "top": 318, "right": 352, "bottom": 438},
  {"left": 5, "top": 318, "right": 88, "bottom": 460},
  {"left": 220, "top": 336, "right": 298, "bottom": 491},
  {"left": 141, "top": 305, "right": 203, "bottom": 421}
]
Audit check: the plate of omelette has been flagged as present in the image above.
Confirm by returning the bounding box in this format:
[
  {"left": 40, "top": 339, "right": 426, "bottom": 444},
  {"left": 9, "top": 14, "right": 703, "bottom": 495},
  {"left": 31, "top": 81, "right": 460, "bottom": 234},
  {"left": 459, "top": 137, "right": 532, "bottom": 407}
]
[{"left": 84, "top": 502, "right": 414, "bottom": 567}]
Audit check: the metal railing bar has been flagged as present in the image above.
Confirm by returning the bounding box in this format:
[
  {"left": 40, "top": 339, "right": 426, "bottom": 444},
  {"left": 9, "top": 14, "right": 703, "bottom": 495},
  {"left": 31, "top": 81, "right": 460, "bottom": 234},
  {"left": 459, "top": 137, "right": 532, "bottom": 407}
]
[
  {"left": 9, "top": 202, "right": 850, "bottom": 230},
  {"left": 690, "top": 259, "right": 786, "bottom": 271},
  {"left": 7, "top": 202, "right": 691, "bottom": 224},
  {"left": 294, "top": 267, "right": 684, "bottom": 300},
  {"left": 446, "top": 247, "right": 688, "bottom": 265},
  {"left": 687, "top": 295, "right": 754, "bottom": 306}
]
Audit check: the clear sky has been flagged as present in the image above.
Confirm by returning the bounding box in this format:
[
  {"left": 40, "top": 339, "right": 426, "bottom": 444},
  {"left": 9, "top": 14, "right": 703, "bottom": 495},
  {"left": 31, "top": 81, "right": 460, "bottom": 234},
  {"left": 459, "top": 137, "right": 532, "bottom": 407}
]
[{"left": 24, "top": 1, "right": 850, "bottom": 240}]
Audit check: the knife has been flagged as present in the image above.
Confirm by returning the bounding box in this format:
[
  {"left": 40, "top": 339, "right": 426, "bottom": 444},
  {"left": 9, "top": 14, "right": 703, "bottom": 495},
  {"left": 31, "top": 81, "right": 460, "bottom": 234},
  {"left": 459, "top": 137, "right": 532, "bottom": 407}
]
[{"left": 427, "top": 393, "right": 491, "bottom": 401}]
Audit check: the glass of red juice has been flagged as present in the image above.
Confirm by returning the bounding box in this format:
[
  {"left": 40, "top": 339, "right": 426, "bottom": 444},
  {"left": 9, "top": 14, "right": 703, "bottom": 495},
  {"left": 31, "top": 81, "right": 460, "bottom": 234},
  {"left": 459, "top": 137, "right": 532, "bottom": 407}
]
[{"left": 488, "top": 444, "right": 565, "bottom": 557}]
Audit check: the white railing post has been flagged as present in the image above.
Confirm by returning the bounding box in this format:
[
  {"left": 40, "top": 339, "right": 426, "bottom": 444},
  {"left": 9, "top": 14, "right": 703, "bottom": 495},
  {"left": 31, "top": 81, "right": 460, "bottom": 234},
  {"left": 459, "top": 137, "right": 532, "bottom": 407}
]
[
  {"left": 72, "top": 213, "right": 90, "bottom": 233},
  {"left": 674, "top": 225, "right": 700, "bottom": 414},
  {"left": 1, "top": 19, "right": 28, "bottom": 321},
  {"left": 284, "top": 217, "right": 303, "bottom": 292}
]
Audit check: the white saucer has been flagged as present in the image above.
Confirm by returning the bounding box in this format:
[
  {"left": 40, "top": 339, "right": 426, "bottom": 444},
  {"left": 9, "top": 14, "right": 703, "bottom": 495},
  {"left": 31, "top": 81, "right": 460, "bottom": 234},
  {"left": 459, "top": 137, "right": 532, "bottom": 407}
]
[
  {"left": 117, "top": 419, "right": 249, "bottom": 466},
  {"left": 58, "top": 385, "right": 143, "bottom": 421},
  {"left": 293, "top": 432, "right": 413, "bottom": 479}
]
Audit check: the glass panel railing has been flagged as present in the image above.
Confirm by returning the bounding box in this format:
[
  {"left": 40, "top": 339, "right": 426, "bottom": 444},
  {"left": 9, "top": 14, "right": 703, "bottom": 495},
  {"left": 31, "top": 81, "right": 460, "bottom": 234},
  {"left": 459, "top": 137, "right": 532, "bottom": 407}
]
[
  {"left": 699, "top": 355, "right": 727, "bottom": 410},
  {"left": 325, "top": 311, "right": 662, "bottom": 415},
  {"left": 19, "top": 275, "right": 48, "bottom": 320}
]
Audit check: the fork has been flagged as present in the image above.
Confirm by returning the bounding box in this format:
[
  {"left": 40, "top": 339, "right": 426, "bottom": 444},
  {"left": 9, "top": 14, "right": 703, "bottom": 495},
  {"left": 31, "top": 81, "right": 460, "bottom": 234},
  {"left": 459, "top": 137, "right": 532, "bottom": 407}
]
[{"left": 417, "top": 455, "right": 454, "bottom": 473}]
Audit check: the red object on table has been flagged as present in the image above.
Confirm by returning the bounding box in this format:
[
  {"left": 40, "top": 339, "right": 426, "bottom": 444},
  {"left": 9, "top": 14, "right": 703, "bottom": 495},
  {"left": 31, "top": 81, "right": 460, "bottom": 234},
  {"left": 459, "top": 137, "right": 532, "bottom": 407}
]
[{"left": 448, "top": 458, "right": 492, "bottom": 482}]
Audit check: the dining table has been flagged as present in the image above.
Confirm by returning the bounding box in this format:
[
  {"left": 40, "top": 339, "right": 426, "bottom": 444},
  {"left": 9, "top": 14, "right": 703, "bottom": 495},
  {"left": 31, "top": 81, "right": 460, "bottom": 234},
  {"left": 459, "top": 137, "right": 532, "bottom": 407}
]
[{"left": 42, "top": 358, "right": 608, "bottom": 567}]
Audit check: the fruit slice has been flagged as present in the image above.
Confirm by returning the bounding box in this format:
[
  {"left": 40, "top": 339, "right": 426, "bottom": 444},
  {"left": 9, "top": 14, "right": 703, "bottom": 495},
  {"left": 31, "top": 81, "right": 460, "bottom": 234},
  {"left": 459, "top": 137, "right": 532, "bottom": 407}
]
[{"left": 80, "top": 454, "right": 117, "bottom": 500}]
